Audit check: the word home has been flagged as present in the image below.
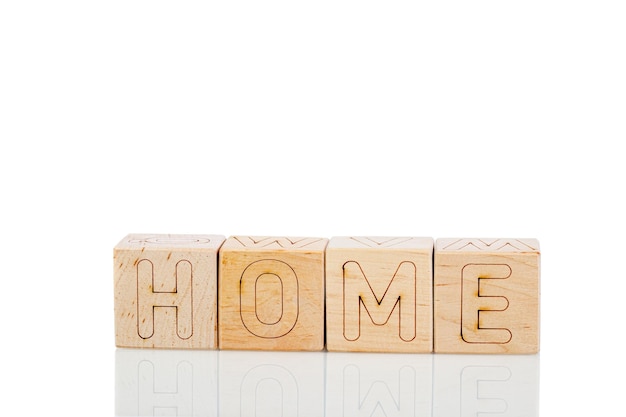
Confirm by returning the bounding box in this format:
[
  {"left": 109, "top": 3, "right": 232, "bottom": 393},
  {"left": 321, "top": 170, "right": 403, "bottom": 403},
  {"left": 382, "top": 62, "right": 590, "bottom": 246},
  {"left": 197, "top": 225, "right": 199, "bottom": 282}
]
[{"left": 114, "top": 235, "right": 540, "bottom": 353}]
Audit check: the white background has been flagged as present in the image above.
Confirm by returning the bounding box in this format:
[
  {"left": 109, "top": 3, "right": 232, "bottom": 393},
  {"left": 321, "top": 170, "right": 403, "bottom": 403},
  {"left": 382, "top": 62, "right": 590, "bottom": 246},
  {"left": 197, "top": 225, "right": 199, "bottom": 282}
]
[{"left": 1, "top": 1, "right": 624, "bottom": 415}]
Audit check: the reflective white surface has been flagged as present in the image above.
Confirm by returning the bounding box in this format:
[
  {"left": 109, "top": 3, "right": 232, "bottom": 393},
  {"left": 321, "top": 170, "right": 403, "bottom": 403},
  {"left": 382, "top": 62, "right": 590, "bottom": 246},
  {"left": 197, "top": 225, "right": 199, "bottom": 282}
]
[
  {"left": 3, "top": 1, "right": 626, "bottom": 416},
  {"left": 116, "top": 350, "right": 538, "bottom": 416}
]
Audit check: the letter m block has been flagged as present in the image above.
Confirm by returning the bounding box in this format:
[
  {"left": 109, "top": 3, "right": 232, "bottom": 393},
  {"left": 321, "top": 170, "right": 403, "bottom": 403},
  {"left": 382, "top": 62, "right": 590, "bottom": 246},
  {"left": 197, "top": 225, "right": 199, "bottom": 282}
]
[
  {"left": 326, "top": 237, "right": 434, "bottom": 353},
  {"left": 114, "top": 234, "right": 225, "bottom": 349}
]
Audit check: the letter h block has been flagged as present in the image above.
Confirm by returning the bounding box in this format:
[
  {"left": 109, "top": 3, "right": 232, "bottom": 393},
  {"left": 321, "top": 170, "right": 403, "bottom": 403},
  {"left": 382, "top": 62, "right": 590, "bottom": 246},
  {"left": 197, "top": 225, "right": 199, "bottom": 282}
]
[
  {"left": 326, "top": 237, "right": 434, "bottom": 353},
  {"left": 218, "top": 236, "right": 328, "bottom": 351},
  {"left": 114, "top": 234, "right": 225, "bottom": 349},
  {"left": 434, "top": 238, "right": 540, "bottom": 353}
]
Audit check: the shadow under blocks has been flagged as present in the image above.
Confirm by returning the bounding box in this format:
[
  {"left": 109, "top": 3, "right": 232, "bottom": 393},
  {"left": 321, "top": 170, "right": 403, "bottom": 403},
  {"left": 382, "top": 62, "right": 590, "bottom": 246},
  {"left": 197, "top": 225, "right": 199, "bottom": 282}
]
[{"left": 113, "top": 235, "right": 540, "bottom": 353}]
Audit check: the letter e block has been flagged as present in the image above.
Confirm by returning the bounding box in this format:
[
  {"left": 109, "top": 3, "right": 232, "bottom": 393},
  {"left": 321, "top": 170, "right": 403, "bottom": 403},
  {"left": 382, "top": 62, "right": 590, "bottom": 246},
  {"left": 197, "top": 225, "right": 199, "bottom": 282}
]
[
  {"left": 114, "top": 234, "right": 225, "bottom": 349},
  {"left": 326, "top": 237, "right": 434, "bottom": 353},
  {"left": 434, "top": 238, "right": 540, "bottom": 353},
  {"left": 219, "top": 236, "right": 328, "bottom": 351}
]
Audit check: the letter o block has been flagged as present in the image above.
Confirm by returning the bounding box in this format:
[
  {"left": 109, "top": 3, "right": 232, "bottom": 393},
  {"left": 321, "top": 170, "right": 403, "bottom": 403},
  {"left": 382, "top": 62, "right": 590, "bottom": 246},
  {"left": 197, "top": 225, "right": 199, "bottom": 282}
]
[
  {"left": 114, "top": 234, "right": 225, "bottom": 349},
  {"left": 218, "top": 236, "right": 328, "bottom": 351},
  {"left": 434, "top": 238, "right": 540, "bottom": 354},
  {"left": 326, "top": 237, "right": 434, "bottom": 353}
]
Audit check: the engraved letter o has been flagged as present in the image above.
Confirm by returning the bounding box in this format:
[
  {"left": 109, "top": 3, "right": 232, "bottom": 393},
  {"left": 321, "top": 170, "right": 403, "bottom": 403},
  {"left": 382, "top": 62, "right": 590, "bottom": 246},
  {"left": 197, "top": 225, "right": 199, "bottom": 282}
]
[{"left": 240, "top": 260, "right": 299, "bottom": 338}]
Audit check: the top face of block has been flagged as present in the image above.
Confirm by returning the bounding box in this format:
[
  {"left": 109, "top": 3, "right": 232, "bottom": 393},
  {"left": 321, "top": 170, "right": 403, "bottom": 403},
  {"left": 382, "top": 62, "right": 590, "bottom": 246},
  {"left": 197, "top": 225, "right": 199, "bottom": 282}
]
[
  {"left": 436, "top": 238, "right": 539, "bottom": 253},
  {"left": 221, "top": 236, "right": 328, "bottom": 251},
  {"left": 328, "top": 236, "right": 434, "bottom": 250},
  {"left": 115, "top": 234, "right": 225, "bottom": 251}
]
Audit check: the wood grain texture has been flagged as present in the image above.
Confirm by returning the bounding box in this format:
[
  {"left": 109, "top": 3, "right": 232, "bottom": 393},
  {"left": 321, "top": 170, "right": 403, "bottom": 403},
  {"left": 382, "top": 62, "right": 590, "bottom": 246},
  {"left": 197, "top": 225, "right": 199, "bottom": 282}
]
[
  {"left": 434, "top": 238, "right": 540, "bottom": 354},
  {"left": 218, "top": 236, "right": 328, "bottom": 351},
  {"left": 326, "top": 237, "right": 433, "bottom": 353},
  {"left": 114, "top": 234, "right": 225, "bottom": 349}
]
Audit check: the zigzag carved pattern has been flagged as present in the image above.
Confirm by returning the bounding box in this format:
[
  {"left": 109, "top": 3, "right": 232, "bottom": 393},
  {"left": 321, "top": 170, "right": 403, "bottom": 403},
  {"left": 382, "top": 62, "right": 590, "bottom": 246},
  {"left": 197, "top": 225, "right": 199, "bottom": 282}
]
[
  {"left": 442, "top": 238, "right": 537, "bottom": 252},
  {"left": 349, "top": 237, "right": 415, "bottom": 248},
  {"left": 232, "top": 236, "right": 324, "bottom": 249}
]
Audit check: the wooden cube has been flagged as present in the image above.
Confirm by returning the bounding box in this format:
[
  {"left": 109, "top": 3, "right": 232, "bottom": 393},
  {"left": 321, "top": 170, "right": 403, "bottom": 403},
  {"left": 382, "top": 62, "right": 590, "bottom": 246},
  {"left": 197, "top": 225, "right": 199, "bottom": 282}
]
[
  {"left": 218, "top": 236, "right": 328, "bottom": 351},
  {"left": 326, "top": 237, "right": 434, "bottom": 353},
  {"left": 114, "top": 234, "right": 225, "bottom": 349},
  {"left": 434, "top": 238, "right": 540, "bottom": 354}
]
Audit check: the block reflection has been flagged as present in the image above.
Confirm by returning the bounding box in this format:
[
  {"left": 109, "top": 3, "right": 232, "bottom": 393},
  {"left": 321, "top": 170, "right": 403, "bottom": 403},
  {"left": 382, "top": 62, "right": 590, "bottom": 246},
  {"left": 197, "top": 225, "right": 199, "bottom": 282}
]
[
  {"left": 115, "top": 350, "right": 539, "bottom": 416},
  {"left": 115, "top": 349, "right": 217, "bottom": 417},
  {"left": 433, "top": 354, "right": 539, "bottom": 417},
  {"left": 326, "top": 353, "right": 433, "bottom": 416},
  {"left": 219, "top": 350, "right": 325, "bottom": 417}
]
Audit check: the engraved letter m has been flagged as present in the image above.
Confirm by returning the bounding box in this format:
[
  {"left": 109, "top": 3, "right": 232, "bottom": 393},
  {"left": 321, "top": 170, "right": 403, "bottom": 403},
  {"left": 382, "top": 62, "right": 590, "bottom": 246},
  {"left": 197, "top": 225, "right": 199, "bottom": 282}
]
[{"left": 343, "top": 261, "right": 416, "bottom": 342}]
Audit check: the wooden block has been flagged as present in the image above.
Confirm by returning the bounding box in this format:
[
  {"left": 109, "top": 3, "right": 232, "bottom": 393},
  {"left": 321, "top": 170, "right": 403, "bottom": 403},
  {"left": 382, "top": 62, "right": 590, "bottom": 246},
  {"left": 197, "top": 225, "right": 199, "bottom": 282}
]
[
  {"left": 326, "top": 237, "right": 434, "bottom": 353},
  {"left": 434, "top": 238, "right": 540, "bottom": 354},
  {"left": 218, "top": 236, "right": 328, "bottom": 351},
  {"left": 114, "top": 234, "right": 225, "bottom": 349}
]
